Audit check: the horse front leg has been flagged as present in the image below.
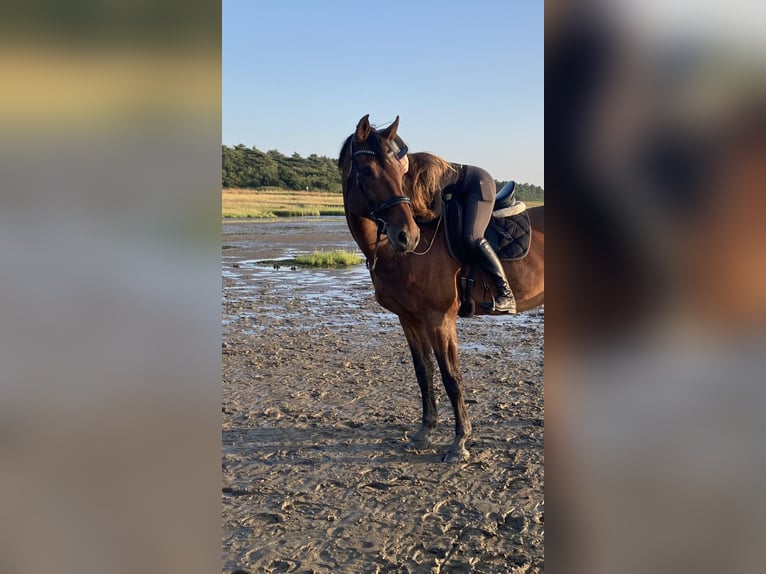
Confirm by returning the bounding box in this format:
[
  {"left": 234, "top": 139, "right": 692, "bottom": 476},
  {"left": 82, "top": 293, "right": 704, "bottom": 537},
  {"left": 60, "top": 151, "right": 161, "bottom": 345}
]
[
  {"left": 400, "top": 321, "right": 437, "bottom": 449},
  {"left": 427, "top": 318, "right": 471, "bottom": 462}
]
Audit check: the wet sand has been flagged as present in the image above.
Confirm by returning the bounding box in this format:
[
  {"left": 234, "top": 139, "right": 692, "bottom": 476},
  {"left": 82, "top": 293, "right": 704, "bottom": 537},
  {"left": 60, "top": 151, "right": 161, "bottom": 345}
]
[{"left": 222, "top": 218, "right": 544, "bottom": 573}]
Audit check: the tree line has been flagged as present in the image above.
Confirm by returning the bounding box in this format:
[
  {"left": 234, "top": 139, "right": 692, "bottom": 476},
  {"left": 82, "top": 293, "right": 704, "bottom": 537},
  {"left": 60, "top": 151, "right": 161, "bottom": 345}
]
[{"left": 222, "top": 144, "right": 544, "bottom": 201}]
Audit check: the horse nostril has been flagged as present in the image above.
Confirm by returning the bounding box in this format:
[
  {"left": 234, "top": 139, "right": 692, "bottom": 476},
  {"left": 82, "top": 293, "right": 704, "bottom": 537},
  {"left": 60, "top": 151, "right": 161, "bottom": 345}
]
[{"left": 398, "top": 230, "right": 409, "bottom": 246}]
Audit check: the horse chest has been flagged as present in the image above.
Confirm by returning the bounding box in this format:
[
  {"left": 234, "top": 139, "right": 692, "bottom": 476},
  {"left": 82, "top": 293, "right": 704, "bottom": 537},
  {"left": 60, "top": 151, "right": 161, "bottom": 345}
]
[{"left": 370, "top": 262, "right": 456, "bottom": 317}]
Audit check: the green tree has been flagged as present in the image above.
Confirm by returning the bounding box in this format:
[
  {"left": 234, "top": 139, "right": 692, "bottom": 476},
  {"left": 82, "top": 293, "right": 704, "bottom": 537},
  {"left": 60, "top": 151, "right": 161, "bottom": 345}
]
[{"left": 222, "top": 144, "right": 540, "bottom": 199}]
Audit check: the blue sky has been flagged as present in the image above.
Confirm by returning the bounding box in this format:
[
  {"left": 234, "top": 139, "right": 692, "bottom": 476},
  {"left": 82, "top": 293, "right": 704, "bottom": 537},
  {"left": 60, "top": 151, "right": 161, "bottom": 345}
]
[{"left": 222, "top": 0, "right": 543, "bottom": 184}]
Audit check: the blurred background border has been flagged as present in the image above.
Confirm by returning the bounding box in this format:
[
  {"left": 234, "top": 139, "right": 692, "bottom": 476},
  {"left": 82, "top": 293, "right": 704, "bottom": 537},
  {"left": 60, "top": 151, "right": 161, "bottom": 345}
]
[
  {"left": 0, "top": 1, "right": 221, "bottom": 573},
  {"left": 2, "top": 1, "right": 765, "bottom": 573},
  {"left": 545, "top": 2, "right": 766, "bottom": 573}
]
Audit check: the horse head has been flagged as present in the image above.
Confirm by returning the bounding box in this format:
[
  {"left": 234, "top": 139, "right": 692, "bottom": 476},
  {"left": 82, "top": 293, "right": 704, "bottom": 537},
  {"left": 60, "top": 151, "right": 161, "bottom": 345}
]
[{"left": 340, "top": 115, "right": 421, "bottom": 253}]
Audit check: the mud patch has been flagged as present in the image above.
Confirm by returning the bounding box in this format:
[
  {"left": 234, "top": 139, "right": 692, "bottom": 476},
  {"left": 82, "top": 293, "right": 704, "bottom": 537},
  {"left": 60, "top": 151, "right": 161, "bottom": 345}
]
[{"left": 222, "top": 218, "right": 544, "bottom": 573}]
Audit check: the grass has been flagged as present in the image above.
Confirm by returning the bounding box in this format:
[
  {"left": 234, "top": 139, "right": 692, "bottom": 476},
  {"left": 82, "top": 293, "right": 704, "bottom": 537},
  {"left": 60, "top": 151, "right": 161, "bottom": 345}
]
[
  {"left": 223, "top": 188, "right": 345, "bottom": 218},
  {"left": 294, "top": 249, "right": 363, "bottom": 267},
  {"left": 222, "top": 188, "right": 543, "bottom": 219}
]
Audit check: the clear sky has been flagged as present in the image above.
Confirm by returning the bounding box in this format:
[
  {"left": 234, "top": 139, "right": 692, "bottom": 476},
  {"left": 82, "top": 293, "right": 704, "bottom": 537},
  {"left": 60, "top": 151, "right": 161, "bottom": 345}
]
[{"left": 222, "top": 0, "right": 544, "bottom": 184}]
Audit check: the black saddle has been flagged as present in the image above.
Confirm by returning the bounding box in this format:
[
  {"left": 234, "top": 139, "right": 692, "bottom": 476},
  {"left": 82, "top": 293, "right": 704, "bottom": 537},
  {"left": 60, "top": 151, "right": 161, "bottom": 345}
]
[
  {"left": 495, "top": 179, "right": 517, "bottom": 207},
  {"left": 444, "top": 187, "right": 532, "bottom": 263},
  {"left": 440, "top": 185, "right": 532, "bottom": 317}
]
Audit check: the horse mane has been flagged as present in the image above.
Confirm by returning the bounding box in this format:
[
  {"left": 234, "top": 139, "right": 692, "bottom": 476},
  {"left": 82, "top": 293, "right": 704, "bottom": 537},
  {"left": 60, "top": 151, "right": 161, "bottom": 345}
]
[
  {"left": 405, "top": 153, "right": 457, "bottom": 220},
  {"left": 336, "top": 134, "right": 356, "bottom": 175}
]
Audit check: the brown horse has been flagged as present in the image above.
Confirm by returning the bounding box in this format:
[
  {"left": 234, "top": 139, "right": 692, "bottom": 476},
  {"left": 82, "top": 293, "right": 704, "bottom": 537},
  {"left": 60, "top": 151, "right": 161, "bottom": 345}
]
[{"left": 339, "top": 115, "right": 544, "bottom": 461}]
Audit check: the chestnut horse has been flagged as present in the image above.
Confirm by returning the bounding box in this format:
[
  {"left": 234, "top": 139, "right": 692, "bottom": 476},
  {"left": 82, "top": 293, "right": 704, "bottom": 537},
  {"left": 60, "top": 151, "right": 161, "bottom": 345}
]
[{"left": 339, "top": 115, "right": 544, "bottom": 461}]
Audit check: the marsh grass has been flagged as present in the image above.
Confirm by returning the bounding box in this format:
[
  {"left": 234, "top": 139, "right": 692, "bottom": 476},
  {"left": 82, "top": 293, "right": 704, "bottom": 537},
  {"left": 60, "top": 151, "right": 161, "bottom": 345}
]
[
  {"left": 294, "top": 249, "right": 363, "bottom": 267},
  {"left": 223, "top": 188, "right": 542, "bottom": 218},
  {"left": 223, "top": 188, "right": 345, "bottom": 218}
]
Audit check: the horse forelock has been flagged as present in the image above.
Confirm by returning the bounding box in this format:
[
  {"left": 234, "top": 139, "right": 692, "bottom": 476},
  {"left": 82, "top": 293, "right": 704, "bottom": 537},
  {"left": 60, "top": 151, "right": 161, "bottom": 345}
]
[{"left": 338, "top": 130, "right": 402, "bottom": 182}]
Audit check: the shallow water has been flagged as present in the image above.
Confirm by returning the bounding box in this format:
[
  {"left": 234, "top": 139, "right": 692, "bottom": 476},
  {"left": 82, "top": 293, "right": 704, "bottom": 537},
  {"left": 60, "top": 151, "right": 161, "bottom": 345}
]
[
  {"left": 223, "top": 216, "right": 356, "bottom": 260},
  {"left": 222, "top": 216, "right": 543, "bottom": 347},
  {"left": 223, "top": 218, "right": 381, "bottom": 332}
]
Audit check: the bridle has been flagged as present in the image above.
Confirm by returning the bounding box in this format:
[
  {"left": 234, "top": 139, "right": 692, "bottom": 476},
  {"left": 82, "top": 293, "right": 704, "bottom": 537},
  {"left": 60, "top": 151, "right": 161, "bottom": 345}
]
[
  {"left": 344, "top": 136, "right": 439, "bottom": 269},
  {"left": 344, "top": 138, "right": 412, "bottom": 239}
]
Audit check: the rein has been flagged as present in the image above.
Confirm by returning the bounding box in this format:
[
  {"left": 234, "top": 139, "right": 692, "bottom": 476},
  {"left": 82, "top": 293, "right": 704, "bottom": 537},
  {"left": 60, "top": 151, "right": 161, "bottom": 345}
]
[
  {"left": 412, "top": 209, "right": 443, "bottom": 256},
  {"left": 366, "top": 207, "right": 442, "bottom": 270}
]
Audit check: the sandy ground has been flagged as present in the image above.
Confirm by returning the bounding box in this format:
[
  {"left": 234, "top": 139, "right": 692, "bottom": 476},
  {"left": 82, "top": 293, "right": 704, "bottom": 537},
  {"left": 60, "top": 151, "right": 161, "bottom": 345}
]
[{"left": 222, "top": 218, "right": 544, "bottom": 573}]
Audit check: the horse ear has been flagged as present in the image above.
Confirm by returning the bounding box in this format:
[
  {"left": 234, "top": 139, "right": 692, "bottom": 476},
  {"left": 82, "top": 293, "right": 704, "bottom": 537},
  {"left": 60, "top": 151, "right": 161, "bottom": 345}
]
[
  {"left": 355, "top": 114, "right": 371, "bottom": 142},
  {"left": 380, "top": 115, "right": 400, "bottom": 142}
]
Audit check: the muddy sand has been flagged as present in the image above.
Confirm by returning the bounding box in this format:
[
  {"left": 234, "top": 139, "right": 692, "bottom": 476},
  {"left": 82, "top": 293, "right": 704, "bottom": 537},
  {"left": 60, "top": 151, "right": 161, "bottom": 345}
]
[{"left": 222, "top": 218, "right": 544, "bottom": 573}]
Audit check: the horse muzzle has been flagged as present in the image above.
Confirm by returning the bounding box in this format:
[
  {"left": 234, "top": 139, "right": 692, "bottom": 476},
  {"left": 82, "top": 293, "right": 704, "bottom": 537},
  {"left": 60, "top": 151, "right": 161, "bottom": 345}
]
[{"left": 389, "top": 225, "right": 420, "bottom": 253}]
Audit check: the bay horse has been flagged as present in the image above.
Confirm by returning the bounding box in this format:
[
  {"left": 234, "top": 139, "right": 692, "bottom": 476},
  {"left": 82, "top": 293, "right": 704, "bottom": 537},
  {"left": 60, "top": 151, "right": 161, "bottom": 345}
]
[{"left": 339, "top": 115, "right": 544, "bottom": 462}]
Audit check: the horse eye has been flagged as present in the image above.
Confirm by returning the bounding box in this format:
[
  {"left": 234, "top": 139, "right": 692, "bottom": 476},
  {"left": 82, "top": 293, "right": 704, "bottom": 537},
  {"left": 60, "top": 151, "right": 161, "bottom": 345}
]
[{"left": 360, "top": 166, "right": 374, "bottom": 178}]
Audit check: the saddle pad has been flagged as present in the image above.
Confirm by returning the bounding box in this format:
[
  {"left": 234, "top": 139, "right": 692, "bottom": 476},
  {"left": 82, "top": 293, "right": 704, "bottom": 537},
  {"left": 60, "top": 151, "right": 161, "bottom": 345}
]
[
  {"left": 493, "top": 200, "right": 527, "bottom": 218},
  {"left": 445, "top": 199, "right": 532, "bottom": 262},
  {"left": 485, "top": 211, "right": 532, "bottom": 261}
]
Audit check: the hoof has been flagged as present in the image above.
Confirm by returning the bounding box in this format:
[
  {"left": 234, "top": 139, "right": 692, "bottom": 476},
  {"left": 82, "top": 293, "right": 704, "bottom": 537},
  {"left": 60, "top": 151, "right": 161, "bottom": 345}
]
[
  {"left": 407, "top": 427, "right": 434, "bottom": 450},
  {"left": 442, "top": 448, "right": 470, "bottom": 463},
  {"left": 407, "top": 435, "right": 433, "bottom": 450}
]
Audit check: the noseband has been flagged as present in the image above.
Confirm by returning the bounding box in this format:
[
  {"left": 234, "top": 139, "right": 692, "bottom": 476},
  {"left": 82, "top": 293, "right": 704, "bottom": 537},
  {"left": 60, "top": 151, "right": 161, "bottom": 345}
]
[{"left": 345, "top": 140, "right": 412, "bottom": 237}]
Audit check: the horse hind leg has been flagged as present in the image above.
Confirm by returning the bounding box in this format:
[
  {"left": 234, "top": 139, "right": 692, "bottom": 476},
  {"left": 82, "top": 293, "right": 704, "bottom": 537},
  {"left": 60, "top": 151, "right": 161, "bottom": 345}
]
[{"left": 401, "top": 323, "right": 437, "bottom": 450}]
